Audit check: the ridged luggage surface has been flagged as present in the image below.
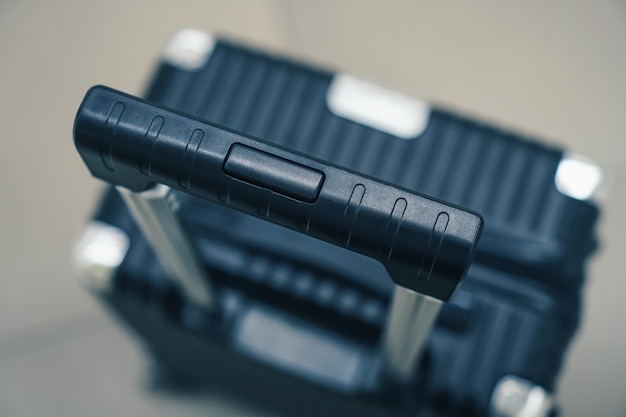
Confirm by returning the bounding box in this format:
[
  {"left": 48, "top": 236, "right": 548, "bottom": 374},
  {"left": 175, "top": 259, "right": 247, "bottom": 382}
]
[
  {"left": 146, "top": 40, "right": 598, "bottom": 285},
  {"left": 93, "top": 186, "right": 576, "bottom": 415},
  {"left": 79, "top": 36, "right": 600, "bottom": 416}
]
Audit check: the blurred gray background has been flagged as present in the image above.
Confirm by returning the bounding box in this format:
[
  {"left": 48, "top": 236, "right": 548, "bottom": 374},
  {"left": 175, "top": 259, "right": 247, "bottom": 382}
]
[{"left": 0, "top": 1, "right": 624, "bottom": 416}]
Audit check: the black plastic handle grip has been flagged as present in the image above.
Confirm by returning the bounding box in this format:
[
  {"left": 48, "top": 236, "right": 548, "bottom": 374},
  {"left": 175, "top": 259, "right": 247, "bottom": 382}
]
[{"left": 74, "top": 86, "right": 483, "bottom": 301}]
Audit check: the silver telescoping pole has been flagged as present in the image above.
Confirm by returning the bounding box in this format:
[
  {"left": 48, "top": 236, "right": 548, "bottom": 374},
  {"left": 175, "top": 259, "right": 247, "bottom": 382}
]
[{"left": 118, "top": 184, "right": 216, "bottom": 310}]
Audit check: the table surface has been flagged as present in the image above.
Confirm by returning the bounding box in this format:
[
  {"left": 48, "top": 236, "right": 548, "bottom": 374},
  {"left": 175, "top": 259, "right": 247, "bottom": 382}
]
[{"left": 1, "top": 1, "right": 625, "bottom": 416}]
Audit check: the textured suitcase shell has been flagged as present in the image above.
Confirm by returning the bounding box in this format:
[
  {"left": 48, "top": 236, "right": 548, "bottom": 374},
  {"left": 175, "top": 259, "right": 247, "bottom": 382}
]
[{"left": 82, "top": 33, "right": 600, "bottom": 416}]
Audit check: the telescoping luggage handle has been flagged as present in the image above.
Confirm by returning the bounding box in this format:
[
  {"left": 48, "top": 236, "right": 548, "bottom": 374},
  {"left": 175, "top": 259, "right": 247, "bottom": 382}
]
[{"left": 73, "top": 86, "right": 483, "bottom": 383}]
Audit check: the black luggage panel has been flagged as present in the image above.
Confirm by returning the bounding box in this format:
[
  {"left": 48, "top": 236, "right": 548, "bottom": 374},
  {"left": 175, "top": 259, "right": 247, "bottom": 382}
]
[
  {"left": 146, "top": 39, "right": 599, "bottom": 287},
  {"left": 92, "top": 187, "right": 579, "bottom": 416},
  {"left": 77, "top": 32, "right": 601, "bottom": 417}
]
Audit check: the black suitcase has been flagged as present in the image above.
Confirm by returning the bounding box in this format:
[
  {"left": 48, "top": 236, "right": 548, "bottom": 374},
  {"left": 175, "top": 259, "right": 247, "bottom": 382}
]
[{"left": 73, "top": 29, "right": 601, "bottom": 417}]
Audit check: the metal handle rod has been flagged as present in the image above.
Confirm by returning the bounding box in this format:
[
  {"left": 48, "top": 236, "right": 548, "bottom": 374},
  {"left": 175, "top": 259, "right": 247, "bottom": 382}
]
[
  {"left": 381, "top": 286, "right": 443, "bottom": 384},
  {"left": 118, "top": 185, "right": 216, "bottom": 310}
]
